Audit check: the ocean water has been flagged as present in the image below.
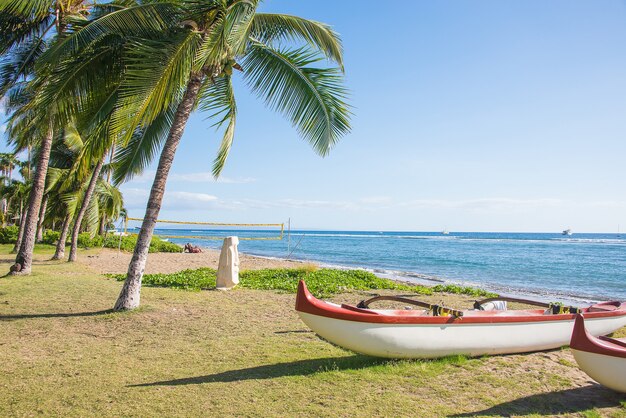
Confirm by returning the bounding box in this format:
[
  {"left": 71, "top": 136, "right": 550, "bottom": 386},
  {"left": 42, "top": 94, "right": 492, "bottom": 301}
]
[{"left": 154, "top": 228, "right": 626, "bottom": 303}]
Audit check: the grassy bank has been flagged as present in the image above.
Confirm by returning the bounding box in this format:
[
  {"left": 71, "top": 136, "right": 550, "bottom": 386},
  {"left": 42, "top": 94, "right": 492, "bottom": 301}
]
[
  {"left": 0, "top": 245, "right": 624, "bottom": 417},
  {"left": 107, "top": 267, "right": 496, "bottom": 298}
]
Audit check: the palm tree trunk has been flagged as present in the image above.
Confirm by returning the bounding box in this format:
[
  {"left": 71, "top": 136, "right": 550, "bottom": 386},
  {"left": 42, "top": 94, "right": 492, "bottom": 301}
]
[
  {"left": 12, "top": 128, "right": 53, "bottom": 274},
  {"left": 114, "top": 74, "right": 203, "bottom": 310},
  {"left": 12, "top": 205, "right": 26, "bottom": 253},
  {"left": 27, "top": 146, "right": 31, "bottom": 180},
  {"left": 99, "top": 216, "right": 107, "bottom": 235},
  {"left": 36, "top": 194, "right": 48, "bottom": 242},
  {"left": 99, "top": 144, "right": 115, "bottom": 236},
  {"left": 68, "top": 157, "right": 104, "bottom": 262},
  {"left": 106, "top": 144, "right": 115, "bottom": 184},
  {"left": 1, "top": 198, "right": 7, "bottom": 228},
  {"left": 52, "top": 212, "right": 71, "bottom": 260}
]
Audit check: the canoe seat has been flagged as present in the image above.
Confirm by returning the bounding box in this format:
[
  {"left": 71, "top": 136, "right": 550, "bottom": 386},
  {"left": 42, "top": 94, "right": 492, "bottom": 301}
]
[
  {"left": 341, "top": 304, "right": 381, "bottom": 315},
  {"left": 588, "top": 302, "right": 620, "bottom": 312},
  {"left": 599, "top": 336, "right": 626, "bottom": 348}
]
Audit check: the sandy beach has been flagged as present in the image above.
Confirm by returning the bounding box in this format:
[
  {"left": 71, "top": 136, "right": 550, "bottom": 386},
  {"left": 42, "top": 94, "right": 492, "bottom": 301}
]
[{"left": 78, "top": 247, "right": 312, "bottom": 275}]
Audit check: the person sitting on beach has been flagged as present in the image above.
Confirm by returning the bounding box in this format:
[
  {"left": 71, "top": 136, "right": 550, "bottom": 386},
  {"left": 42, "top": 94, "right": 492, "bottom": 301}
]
[{"left": 184, "top": 243, "right": 203, "bottom": 253}]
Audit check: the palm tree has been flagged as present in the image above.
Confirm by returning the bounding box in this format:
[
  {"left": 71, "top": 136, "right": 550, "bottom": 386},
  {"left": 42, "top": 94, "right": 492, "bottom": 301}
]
[
  {"left": 0, "top": 0, "right": 93, "bottom": 274},
  {"left": 42, "top": 0, "right": 351, "bottom": 309},
  {"left": 0, "top": 178, "right": 29, "bottom": 252},
  {"left": 63, "top": 126, "right": 111, "bottom": 262},
  {"left": 98, "top": 145, "right": 117, "bottom": 234},
  {"left": 96, "top": 177, "right": 124, "bottom": 236},
  {"left": 0, "top": 153, "right": 17, "bottom": 181},
  {"left": 45, "top": 125, "right": 86, "bottom": 259},
  {"left": 0, "top": 153, "right": 19, "bottom": 226}
]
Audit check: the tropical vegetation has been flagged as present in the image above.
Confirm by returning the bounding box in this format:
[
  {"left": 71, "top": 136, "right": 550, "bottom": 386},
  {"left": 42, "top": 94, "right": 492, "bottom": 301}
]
[
  {"left": 107, "top": 267, "right": 496, "bottom": 298},
  {"left": 1, "top": 0, "right": 351, "bottom": 310}
]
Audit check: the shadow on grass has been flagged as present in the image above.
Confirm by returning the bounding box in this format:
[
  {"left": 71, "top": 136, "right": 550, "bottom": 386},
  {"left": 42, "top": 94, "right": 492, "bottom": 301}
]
[
  {"left": 0, "top": 309, "right": 114, "bottom": 321},
  {"left": 454, "top": 385, "right": 625, "bottom": 417},
  {"left": 130, "top": 355, "right": 389, "bottom": 387}
]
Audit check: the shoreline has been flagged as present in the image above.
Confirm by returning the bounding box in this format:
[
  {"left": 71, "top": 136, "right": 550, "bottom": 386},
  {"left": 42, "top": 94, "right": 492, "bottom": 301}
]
[
  {"left": 81, "top": 246, "right": 607, "bottom": 305},
  {"left": 224, "top": 247, "right": 617, "bottom": 305},
  {"left": 232, "top": 249, "right": 607, "bottom": 305}
]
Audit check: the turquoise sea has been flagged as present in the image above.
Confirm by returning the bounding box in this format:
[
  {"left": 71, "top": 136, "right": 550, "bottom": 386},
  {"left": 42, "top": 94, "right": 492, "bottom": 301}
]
[{"left": 151, "top": 228, "right": 626, "bottom": 303}]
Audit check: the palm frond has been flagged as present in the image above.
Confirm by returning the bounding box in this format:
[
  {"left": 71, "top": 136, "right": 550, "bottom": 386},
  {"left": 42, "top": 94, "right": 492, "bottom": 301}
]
[
  {"left": 0, "top": 33, "right": 50, "bottom": 97},
  {"left": 243, "top": 42, "right": 351, "bottom": 156},
  {"left": 83, "top": 186, "right": 101, "bottom": 236},
  {"left": 41, "top": 3, "right": 179, "bottom": 64},
  {"left": 112, "top": 103, "right": 177, "bottom": 185},
  {"left": 0, "top": 10, "right": 53, "bottom": 56},
  {"left": 96, "top": 180, "right": 124, "bottom": 221},
  {"left": 110, "top": 30, "right": 201, "bottom": 144},
  {"left": 197, "top": 75, "right": 237, "bottom": 177},
  {"left": 250, "top": 13, "right": 343, "bottom": 68},
  {"left": 62, "top": 124, "right": 84, "bottom": 153},
  {"left": 0, "top": 0, "right": 52, "bottom": 21}
]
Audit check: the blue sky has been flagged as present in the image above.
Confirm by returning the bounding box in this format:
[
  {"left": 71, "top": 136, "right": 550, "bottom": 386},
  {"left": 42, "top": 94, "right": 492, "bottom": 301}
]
[{"left": 5, "top": 0, "right": 626, "bottom": 232}]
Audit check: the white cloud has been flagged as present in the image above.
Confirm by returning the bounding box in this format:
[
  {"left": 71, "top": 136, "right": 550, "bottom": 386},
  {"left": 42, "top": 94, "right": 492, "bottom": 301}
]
[
  {"left": 126, "top": 170, "right": 256, "bottom": 185},
  {"left": 167, "top": 191, "right": 218, "bottom": 203},
  {"left": 359, "top": 196, "right": 393, "bottom": 205},
  {"left": 400, "top": 198, "right": 564, "bottom": 212},
  {"left": 171, "top": 172, "right": 256, "bottom": 184},
  {"left": 225, "top": 198, "right": 359, "bottom": 211},
  {"left": 122, "top": 187, "right": 223, "bottom": 212},
  {"left": 586, "top": 200, "right": 626, "bottom": 209}
]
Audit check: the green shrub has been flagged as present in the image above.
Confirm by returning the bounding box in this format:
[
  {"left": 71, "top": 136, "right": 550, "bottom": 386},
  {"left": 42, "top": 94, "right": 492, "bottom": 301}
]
[
  {"left": 77, "top": 232, "right": 103, "bottom": 248},
  {"left": 149, "top": 237, "right": 183, "bottom": 253},
  {"left": 0, "top": 226, "right": 19, "bottom": 244},
  {"left": 42, "top": 230, "right": 60, "bottom": 245},
  {"left": 107, "top": 266, "right": 496, "bottom": 299},
  {"left": 108, "top": 267, "right": 434, "bottom": 297},
  {"left": 108, "top": 268, "right": 217, "bottom": 290},
  {"left": 238, "top": 268, "right": 434, "bottom": 297},
  {"left": 100, "top": 234, "right": 182, "bottom": 253},
  {"left": 431, "top": 284, "right": 496, "bottom": 298}
]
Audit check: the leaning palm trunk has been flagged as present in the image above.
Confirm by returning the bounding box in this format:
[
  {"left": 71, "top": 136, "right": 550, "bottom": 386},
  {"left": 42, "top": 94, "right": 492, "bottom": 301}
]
[
  {"left": 114, "top": 74, "right": 203, "bottom": 310},
  {"left": 99, "top": 216, "right": 107, "bottom": 236},
  {"left": 12, "top": 204, "right": 26, "bottom": 253},
  {"left": 68, "top": 158, "right": 104, "bottom": 262},
  {"left": 52, "top": 212, "right": 71, "bottom": 260},
  {"left": 36, "top": 194, "right": 48, "bottom": 242},
  {"left": 1, "top": 198, "right": 7, "bottom": 227},
  {"left": 12, "top": 128, "right": 53, "bottom": 274}
]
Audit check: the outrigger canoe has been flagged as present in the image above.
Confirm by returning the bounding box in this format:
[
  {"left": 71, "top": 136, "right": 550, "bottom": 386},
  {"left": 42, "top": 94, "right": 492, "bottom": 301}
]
[
  {"left": 570, "top": 315, "right": 626, "bottom": 393},
  {"left": 295, "top": 280, "right": 626, "bottom": 359}
]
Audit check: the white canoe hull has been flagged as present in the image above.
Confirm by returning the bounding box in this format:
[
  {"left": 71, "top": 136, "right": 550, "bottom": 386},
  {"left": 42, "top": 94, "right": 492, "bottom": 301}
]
[
  {"left": 571, "top": 349, "right": 626, "bottom": 393},
  {"left": 299, "top": 312, "right": 626, "bottom": 359}
]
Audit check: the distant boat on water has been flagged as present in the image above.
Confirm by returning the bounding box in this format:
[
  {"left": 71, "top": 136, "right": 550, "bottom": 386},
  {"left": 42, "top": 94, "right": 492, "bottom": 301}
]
[
  {"left": 442, "top": 228, "right": 449, "bottom": 235},
  {"left": 562, "top": 229, "right": 572, "bottom": 236}
]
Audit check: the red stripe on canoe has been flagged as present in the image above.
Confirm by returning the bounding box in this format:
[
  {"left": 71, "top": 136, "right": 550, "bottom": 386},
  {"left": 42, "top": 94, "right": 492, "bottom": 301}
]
[
  {"left": 295, "top": 280, "right": 626, "bottom": 325},
  {"left": 570, "top": 314, "right": 626, "bottom": 358}
]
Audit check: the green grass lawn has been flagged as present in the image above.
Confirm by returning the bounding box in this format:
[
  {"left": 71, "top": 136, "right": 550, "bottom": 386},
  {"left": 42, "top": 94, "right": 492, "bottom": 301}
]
[{"left": 0, "top": 245, "right": 624, "bottom": 417}]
